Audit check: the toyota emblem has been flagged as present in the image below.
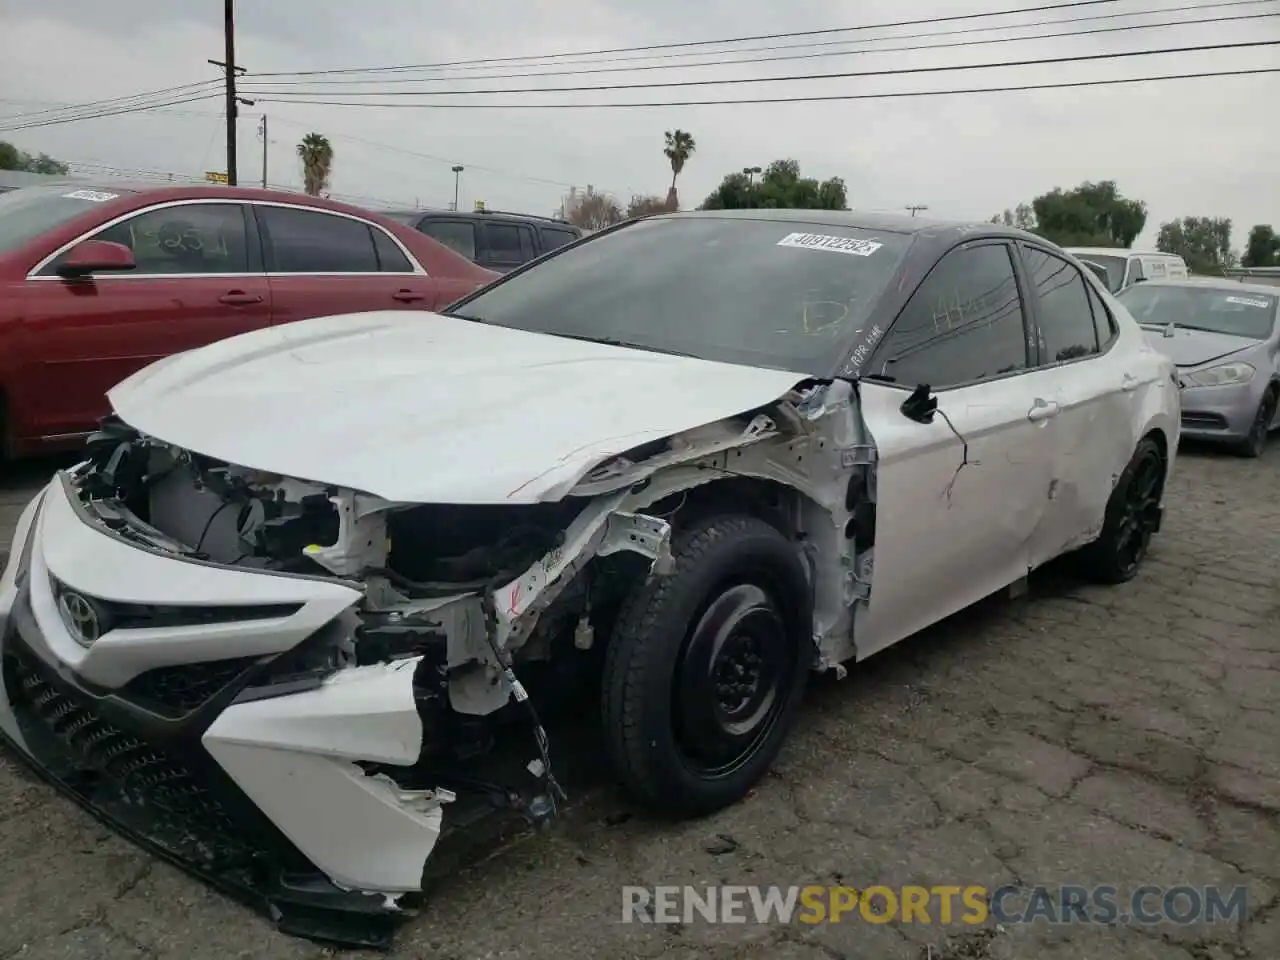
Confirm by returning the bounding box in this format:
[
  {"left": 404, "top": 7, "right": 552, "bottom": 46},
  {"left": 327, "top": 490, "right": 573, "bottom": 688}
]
[{"left": 57, "top": 590, "right": 102, "bottom": 647}]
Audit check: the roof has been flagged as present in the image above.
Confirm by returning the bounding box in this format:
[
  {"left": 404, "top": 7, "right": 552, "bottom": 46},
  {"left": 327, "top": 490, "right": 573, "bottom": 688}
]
[
  {"left": 1139, "top": 277, "right": 1279, "bottom": 297},
  {"left": 660, "top": 207, "right": 1014, "bottom": 238}
]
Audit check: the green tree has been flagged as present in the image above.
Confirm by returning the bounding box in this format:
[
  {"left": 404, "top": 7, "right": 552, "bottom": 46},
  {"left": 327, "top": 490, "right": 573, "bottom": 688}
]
[
  {"left": 1013, "top": 180, "right": 1147, "bottom": 247},
  {"left": 662, "top": 129, "right": 696, "bottom": 211},
  {"left": 0, "top": 140, "right": 69, "bottom": 175},
  {"left": 1242, "top": 224, "right": 1279, "bottom": 268},
  {"left": 296, "top": 133, "right": 334, "bottom": 197},
  {"left": 1156, "top": 217, "right": 1237, "bottom": 274},
  {"left": 989, "top": 203, "right": 1036, "bottom": 231},
  {"left": 698, "top": 158, "right": 848, "bottom": 211}
]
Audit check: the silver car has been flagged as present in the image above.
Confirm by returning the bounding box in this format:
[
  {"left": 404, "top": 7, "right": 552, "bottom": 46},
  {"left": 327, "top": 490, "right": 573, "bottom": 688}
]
[{"left": 1117, "top": 278, "right": 1280, "bottom": 456}]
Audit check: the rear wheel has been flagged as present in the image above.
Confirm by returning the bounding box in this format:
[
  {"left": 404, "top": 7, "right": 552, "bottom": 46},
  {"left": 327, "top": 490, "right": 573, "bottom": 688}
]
[
  {"left": 1237, "top": 388, "right": 1277, "bottom": 458},
  {"left": 1076, "top": 437, "right": 1166, "bottom": 584},
  {"left": 601, "top": 515, "right": 811, "bottom": 817}
]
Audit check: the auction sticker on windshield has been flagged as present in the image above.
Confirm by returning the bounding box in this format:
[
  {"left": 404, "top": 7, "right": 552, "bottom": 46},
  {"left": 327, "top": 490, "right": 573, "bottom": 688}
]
[
  {"left": 777, "top": 233, "right": 883, "bottom": 257},
  {"left": 62, "top": 190, "right": 119, "bottom": 202},
  {"left": 1225, "top": 296, "right": 1272, "bottom": 309}
]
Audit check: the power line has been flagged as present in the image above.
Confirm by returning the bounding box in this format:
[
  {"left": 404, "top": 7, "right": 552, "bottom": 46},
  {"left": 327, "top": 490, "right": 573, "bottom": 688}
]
[
  {"left": 250, "top": 0, "right": 1129, "bottom": 77},
  {"left": 241, "top": 38, "right": 1280, "bottom": 99},
  {"left": 254, "top": 66, "right": 1280, "bottom": 110},
  {"left": 246, "top": 2, "right": 1277, "bottom": 86},
  {"left": 0, "top": 80, "right": 222, "bottom": 123},
  {"left": 0, "top": 93, "right": 224, "bottom": 132}
]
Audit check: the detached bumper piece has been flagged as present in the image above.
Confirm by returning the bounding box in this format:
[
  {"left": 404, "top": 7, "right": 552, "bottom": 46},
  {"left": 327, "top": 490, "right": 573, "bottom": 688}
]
[{"left": 0, "top": 607, "right": 409, "bottom": 949}]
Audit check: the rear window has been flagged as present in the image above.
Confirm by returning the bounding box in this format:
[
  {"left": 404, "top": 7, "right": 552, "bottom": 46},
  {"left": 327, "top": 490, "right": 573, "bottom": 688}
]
[
  {"left": 447, "top": 216, "right": 913, "bottom": 375},
  {"left": 1118, "top": 284, "right": 1278, "bottom": 339},
  {"left": 0, "top": 185, "right": 137, "bottom": 255},
  {"left": 541, "top": 226, "right": 579, "bottom": 251}
]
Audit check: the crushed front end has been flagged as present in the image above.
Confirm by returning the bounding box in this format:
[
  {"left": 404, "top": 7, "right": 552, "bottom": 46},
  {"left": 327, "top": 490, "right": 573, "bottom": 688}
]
[{"left": 0, "top": 421, "right": 676, "bottom": 948}]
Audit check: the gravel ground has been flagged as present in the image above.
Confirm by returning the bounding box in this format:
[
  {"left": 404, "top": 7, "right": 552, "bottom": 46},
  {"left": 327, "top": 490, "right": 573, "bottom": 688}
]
[{"left": 0, "top": 444, "right": 1277, "bottom": 960}]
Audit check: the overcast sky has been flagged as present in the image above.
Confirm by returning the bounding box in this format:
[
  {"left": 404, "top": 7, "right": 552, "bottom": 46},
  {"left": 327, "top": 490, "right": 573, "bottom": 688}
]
[{"left": 1, "top": 0, "right": 1276, "bottom": 248}]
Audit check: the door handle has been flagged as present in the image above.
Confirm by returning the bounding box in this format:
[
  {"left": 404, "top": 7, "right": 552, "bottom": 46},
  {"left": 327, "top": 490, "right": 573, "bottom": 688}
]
[
  {"left": 1027, "top": 399, "right": 1060, "bottom": 422},
  {"left": 393, "top": 289, "right": 427, "bottom": 303},
  {"left": 1121, "top": 373, "right": 1140, "bottom": 392},
  {"left": 218, "top": 291, "right": 263, "bottom": 305}
]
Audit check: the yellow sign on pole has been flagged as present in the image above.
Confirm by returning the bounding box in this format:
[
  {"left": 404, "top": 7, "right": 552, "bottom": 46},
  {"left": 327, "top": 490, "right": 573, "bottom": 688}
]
[
  {"left": 474, "top": 200, "right": 486, "bottom": 212},
  {"left": 205, "top": 171, "right": 229, "bottom": 184}
]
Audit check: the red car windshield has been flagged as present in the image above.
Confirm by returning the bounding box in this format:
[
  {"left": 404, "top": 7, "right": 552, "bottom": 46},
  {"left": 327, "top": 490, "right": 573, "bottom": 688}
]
[{"left": 0, "top": 185, "right": 137, "bottom": 255}]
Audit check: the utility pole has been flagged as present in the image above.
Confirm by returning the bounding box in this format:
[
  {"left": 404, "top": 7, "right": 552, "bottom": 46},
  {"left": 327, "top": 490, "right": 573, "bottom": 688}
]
[
  {"left": 207, "top": 0, "right": 247, "bottom": 185},
  {"left": 905, "top": 203, "right": 929, "bottom": 217},
  {"left": 259, "top": 114, "right": 268, "bottom": 188},
  {"left": 452, "top": 165, "right": 464, "bottom": 212}
]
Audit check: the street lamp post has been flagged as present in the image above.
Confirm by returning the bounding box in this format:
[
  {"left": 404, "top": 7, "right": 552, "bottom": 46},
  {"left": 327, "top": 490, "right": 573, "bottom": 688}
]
[
  {"left": 452, "top": 165, "right": 464, "bottom": 211},
  {"left": 743, "top": 165, "right": 762, "bottom": 185}
]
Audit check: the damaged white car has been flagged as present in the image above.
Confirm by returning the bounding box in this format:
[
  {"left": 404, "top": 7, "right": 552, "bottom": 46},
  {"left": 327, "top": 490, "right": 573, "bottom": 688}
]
[{"left": 0, "top": 210, "right": 1179, "bottom": 946}]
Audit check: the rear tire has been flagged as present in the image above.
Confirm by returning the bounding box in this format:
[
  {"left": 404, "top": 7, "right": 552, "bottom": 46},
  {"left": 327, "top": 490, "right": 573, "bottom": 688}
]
[
  {"left": 1076, "top": 437, "right": 1166, "bottom": 584},
  {"left": 601, "top": 514, "right": 811, "bottom": 818}
]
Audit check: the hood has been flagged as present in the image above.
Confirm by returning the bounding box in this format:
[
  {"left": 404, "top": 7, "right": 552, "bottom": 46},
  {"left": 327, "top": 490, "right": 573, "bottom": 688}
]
[
  {"left": 108, "top": 312, "right": 808, "bottom": 505},
  {"left": 1140, "top": 326, "right": 1259, "bottom": 368}
]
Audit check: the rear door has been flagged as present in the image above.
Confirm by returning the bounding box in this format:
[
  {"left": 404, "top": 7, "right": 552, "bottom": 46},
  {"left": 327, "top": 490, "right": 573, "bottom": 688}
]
[
  {"left": 478, "top": 220, "right": 536, "bottom": 273},
  {"left": 853, "top": 239, "right": 1052, "bottom": 659},
  {"left": 1016, "top": 242, "right": 1137, "bottom": 565},
  {"left": 16, "top": 199, "right": 268, "bottom": 442},
  {"left": 254, "top": 203, "right": 439, "bottom": 323}
]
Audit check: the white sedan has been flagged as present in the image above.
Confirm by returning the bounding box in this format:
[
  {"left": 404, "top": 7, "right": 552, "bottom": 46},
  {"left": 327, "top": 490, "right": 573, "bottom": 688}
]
[{"left": 0, "top": 210, "right": 1179, "bottom": 947}]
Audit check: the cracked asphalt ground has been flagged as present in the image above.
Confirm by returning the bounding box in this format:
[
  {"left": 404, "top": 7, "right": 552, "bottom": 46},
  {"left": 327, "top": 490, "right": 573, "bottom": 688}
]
[{"left": 1, "top": 445, "right": 1278, "bottom": 960}]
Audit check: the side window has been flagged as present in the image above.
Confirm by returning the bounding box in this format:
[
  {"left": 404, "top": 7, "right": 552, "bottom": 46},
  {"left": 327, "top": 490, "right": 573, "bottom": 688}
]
[
  {"left": 419, "top": 220, "right": 476, "bottom": 260},
  {"left": 1084, "top": 278, "right": 1117, "bottom": 349},
  {"left": 869, "top": 243, "right": 1028, "bottom": 389},
  {"left": 1022, "top": 246, "right": 1099, "bottom": 363},
  {"left": 371, "top": 228, "right": 415, "bottom": 272},
  {"left": 485, "top": 223, "right": 525, "bottom": 264},
  {"left": 541, "top": 227, "right": 578, "bottom": 251},
  {"left": 256, "top": 206, "right": 379, "bottom": 273},
  {"left": 69, "top": 203, "right": 250, "bottom": 275},
  {"left": 1127, "top": 258, "right": 1146, "bottom": 285}
]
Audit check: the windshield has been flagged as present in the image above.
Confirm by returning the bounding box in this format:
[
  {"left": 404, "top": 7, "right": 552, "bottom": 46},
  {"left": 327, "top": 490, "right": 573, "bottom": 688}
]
[
  {"left": 1077, "top": 253, "right": 1128, "bottom": 293},
  {"left": 446, "top": 216, "right": 913, "bottom": 375},
  {"left": 1118, "top": 284, "right": 1278, "bottom": 339},
  {"left": 0, "top": 185, "right": 135, "bottom": 255}
]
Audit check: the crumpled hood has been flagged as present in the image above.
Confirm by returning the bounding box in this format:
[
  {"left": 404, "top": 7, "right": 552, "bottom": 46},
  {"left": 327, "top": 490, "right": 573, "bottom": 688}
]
[
  {"left": 1141, "top": 326, "right": 1259, "bottom": 368},
  {"left": 108, "top": 311, "right": 808, "bottom": 504}
]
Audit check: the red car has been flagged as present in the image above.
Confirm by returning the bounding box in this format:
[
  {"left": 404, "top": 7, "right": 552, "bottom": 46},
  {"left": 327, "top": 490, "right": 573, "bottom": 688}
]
[{"left": 0, "top": 182, "right": 497, "bottom": 459}]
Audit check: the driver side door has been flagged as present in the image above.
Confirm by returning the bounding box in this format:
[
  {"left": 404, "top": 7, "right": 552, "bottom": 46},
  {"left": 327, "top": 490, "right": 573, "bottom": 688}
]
[{"left": 852, "top": 239, "right": 1056, "bottom": 659}]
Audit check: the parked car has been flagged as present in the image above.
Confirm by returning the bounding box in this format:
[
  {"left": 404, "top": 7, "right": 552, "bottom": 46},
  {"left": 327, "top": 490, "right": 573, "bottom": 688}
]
[
  {"left": 0, "top": 182, "right": 496, "bottom": 458},
  {"left": 0, "top": 210, "right": 1178, "bottom": 947},
  {"left": 1117, "top": 277, "right": 1279, "bottom": 456},
  {"left": 1063, "top": 247, "right": 1188, "bottom": 293},
  {"left": 385, "top": 208, "right": 582, "bottom": 272}
]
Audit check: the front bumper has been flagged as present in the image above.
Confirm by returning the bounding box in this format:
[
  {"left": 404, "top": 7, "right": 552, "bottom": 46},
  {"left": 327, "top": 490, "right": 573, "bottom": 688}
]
[
  {"left": 1177, "top": 377, "right": 1266, "bottom": 443},
  {"left": 0, "top": 475, "right": 449, "bottom": 948}
]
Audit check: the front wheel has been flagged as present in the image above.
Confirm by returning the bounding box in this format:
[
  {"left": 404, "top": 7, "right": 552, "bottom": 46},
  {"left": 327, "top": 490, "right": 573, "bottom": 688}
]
[
  {"left": 1237, "top": 388, "right": 1277, "bottom": 458},
  {"left": 601, "top": 514, "right": 811, "bottom": 818},
  {"left": 1076, "top": 437, "right": 1166, "bottom": 584}
]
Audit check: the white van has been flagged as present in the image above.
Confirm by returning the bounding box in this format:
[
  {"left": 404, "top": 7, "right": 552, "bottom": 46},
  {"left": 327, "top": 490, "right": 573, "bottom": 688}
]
[{"left": 1064, "top": 247, "right": 1188, "bottom": 294}]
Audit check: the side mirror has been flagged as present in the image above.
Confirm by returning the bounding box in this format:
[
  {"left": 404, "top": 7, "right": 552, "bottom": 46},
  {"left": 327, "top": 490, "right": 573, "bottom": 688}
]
[{"left": 55, "top": 240, "right": 136, "bottom": 278}]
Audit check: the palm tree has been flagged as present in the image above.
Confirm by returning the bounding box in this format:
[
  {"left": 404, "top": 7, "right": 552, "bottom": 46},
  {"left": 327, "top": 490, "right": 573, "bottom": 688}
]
[
  {"left": 663, "top": 129, "right": 696, "bottom": 211},
  {"left": 296, "top": 133, "right": 334, "bottom": 196}
]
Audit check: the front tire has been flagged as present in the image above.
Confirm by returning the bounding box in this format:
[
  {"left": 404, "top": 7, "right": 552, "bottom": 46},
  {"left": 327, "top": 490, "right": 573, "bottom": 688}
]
[
  {"left": 601, "top": 514, "right": 811, "bottom": 818},
  {"left": 1237, "top": 387, "right": 1277, "bottom": 458},
  {"left": 1077, "top": 437, "right": 1166, "bottom": 584}
]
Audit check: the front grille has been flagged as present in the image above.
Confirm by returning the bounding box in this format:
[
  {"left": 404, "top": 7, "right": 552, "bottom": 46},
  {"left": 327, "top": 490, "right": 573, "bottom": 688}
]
[
  {"left": 1181, "top": 411, "right": 1227, "bottom": 429},
  {"left": 4, "top": 648, "right": 267, "bottom": 873},
  {"left": 122, "top": 657, "right": 263, "bottom": 718}
]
